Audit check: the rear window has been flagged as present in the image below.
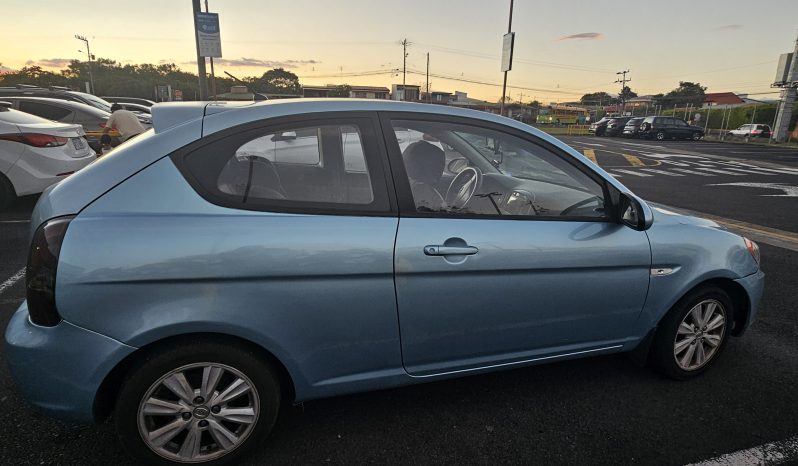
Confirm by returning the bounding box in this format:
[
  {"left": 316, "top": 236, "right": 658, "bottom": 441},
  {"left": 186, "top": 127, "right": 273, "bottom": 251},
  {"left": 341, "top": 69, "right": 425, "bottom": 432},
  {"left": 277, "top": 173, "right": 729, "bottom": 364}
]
[
  {"left": 17, "top": 101, "right": 72, "bottom": 121},
  {"left": 0, "top": 108, "right": 53, "bottom": 125}
]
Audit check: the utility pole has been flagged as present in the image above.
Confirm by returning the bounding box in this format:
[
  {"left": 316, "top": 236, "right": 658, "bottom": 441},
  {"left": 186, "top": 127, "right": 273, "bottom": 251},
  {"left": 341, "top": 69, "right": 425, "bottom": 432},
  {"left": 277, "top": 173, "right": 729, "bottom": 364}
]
[
  {"left": 773, "top": 33, "right": 798, "bottom": 142},
  {"left": 204, "top": 0, "right": 217, "bottom": 100},
  {"left": 192, "top": 0, "right": 208, "bottom": 100},
  {"left": 426, "top": 52, "right": 430, "bottom": 103},
  {"left": 615, "top": 70, "right": 630, "bottom": 115},
  {"left": 400, "top": 38, "right": 409, "bottom": 101},
  {"left": 74, "top": 34, "right": 95, "bottom": 94},
  {"left": 499, "top": 0, "right": 514, "bottom": 116}
]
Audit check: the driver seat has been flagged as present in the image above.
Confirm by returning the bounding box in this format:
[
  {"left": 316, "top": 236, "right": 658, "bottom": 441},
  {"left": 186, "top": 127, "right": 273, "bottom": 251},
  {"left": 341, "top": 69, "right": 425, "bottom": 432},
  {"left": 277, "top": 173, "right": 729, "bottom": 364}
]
[{"left": 403, "top": 141, "right": 446, "bottom": 211}]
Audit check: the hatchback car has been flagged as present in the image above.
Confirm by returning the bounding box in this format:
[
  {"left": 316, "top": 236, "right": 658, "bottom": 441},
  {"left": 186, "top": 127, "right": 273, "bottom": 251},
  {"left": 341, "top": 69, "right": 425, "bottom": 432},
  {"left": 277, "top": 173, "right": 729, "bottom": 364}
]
[
  {"left": 588, "top": 117, "right": 610, "bottom": 136},
  {"left": 6, "top": 100, "right": 764, "bottom": 465},
  {"left": 0, "top": 102, "right": 95, "bottom": 210},
  {"left": 604, "top": 116, "right": 632, "bottom": 137},
  {"left": 639, "top": 116, "right": 704, "bottom": 140}
]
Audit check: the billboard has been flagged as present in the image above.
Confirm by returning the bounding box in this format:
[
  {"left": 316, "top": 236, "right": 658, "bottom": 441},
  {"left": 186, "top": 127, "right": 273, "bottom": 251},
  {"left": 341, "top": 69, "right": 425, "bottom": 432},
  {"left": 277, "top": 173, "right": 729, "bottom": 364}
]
[
  {"left": 774, "top": 53, "right": 793, "bottom": 85},
  {"left": 196, "top": 12, "right": 222, "bottom": 58}
]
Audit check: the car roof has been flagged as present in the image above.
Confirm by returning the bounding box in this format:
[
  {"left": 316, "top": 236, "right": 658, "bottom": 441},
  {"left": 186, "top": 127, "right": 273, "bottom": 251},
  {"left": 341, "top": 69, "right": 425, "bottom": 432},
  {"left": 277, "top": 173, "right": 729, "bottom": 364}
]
[{"left": 5, "top": 96, "right": 109, "bottom": 115}]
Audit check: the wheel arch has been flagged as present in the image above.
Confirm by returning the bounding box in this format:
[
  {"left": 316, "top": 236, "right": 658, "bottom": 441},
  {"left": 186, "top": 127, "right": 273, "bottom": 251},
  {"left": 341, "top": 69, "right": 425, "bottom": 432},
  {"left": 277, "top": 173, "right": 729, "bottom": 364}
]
[
  {"left": 92, "top": 332, "right": 297, "bottom": 423},
  {"left": 660, "top": 277, "right": 750, "bottom": 336}
]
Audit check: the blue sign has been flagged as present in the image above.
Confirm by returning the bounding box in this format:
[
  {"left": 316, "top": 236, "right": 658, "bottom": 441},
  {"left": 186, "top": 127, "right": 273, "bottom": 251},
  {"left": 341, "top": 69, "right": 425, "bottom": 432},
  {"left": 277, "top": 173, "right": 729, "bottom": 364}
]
[{"left": 196, "top": 12, "right": 222, "bottom": 58}]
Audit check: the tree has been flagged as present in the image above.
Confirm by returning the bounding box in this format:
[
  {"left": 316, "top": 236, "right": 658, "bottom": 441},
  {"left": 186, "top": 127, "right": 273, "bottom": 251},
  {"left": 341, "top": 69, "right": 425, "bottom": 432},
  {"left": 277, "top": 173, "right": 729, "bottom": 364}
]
[
  {"left": 660, "top": 81, "right": 707, "bottom": 107},
  {"left": 580, "top": 91, "right": 617, "bottom": 106},
  {"left": 260, "top": 68, "right": 300, "bottom": 94},
  {"left": 328, "top": 84, "right": 351, "bottom": 98},
  {"left": 620, "top": 86, "right": 638, "bottom": 102}
]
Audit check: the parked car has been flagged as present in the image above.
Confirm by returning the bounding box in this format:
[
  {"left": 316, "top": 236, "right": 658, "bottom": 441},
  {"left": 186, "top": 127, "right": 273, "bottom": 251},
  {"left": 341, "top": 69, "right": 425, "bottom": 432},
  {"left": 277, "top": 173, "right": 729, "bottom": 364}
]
[
  {"left": 0, "top": 85, "right": 113, "bottom": 112},
  {"left": 605, "top": 117, "right": 632, "bottom": 137},
  {"left": 102, "top": 96, "right": 157, "bottom": 107},
  {"left": 588, "top": 117, "right": 611, "bottom": 136},
  {"left": 5, "top": 100, "right": 764, "bottom": 465},
  {"left": 622, "top": 117, "right": 646, "bottom": 138},
  {"left": 727, "top": 124, "right": 771, "bottom": 138},
  {"left": 0, "top": 96, "right": 123, "bottom": 151},
  {"left": 639, "top": 116, "right": 705, "bottom": 141},
  {"left": 0, "top": 102, "right": 95, "bottom": 210},
  {"left": 114, "top": 102, "right": 152, "bottom": 115}
]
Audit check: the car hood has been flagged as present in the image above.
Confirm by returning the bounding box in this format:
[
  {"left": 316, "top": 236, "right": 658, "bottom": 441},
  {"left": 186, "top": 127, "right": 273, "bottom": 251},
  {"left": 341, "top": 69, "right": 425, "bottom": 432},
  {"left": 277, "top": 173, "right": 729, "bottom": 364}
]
[{"left": 648, "top": 203, "right": 723, "bottom": 230}]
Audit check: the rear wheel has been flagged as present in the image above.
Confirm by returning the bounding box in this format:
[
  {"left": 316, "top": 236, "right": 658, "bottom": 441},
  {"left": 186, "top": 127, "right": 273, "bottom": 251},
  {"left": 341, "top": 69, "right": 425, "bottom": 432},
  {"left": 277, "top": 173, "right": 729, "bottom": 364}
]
[
  {"left": 115, "top": 341, "right": 281, "bottom": 465},
  {"left": 692, "top": 132, "right": 702, "bottom": 141},
  {"left": 655, "top": 131, "right": 666, "bottom": 141},
  {"left": 650, "top": 285, "right": 733, "bottom": 380},
  {"left": 0, "top": 174, "right": 16, "bottom": 212}
]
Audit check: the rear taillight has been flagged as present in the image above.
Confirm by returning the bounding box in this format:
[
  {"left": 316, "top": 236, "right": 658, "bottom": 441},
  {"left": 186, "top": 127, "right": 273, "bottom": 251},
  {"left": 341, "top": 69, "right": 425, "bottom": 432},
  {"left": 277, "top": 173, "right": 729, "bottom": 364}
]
[
  {"left": 0, "top": 133, "right": 68, "bottom": 147},
  {"left": 26, "top": 216, "right": 74, "bottom": 326}
]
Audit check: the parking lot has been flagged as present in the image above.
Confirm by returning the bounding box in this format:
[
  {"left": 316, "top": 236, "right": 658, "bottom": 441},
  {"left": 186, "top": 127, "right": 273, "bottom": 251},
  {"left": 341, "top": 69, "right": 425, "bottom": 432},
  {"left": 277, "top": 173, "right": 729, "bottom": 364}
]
[{"left": 1, "top": 138, "right": 797, "bottom": 465}]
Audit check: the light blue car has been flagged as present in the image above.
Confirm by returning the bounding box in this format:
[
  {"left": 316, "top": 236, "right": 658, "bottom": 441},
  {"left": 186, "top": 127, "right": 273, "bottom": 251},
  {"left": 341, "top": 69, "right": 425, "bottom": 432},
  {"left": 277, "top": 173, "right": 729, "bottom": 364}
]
[{"left": 5, "top": 99, "right": 764, "bottom": 465}]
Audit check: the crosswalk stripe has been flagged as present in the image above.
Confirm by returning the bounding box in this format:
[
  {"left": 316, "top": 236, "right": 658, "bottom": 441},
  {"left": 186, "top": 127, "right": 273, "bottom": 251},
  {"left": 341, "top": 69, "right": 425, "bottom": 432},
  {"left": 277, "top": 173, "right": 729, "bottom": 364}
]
[
  {"left": 622, "top": 154, "right": 646, "bottom": 166},
  {"left": 695, "top": 167, "right": 745, "bottom": 176},
  {"left": 671, "top": 168, "right": 716, "bottom": 176},
  {"left": 721, "top": 165, "right": 798, "bottom": 176},
  {"left": 640, "top": 168, "right": 684, "bottom": 176},
  {"left": 583, "top": 148, "right": 598, "bottom": 164},
  {"left": 713, "top": 166, "right": 777, "bottom": 176},
  {"left": 613, "top": 169, "right": 652, "bottom": 177}
]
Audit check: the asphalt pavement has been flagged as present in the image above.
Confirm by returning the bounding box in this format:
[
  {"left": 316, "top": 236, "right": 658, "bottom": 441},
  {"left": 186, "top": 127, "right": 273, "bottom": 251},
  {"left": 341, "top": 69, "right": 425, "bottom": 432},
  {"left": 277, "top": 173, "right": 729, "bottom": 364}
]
[{"left": 0, "top": 139, "right": 797, "bottom": 465}]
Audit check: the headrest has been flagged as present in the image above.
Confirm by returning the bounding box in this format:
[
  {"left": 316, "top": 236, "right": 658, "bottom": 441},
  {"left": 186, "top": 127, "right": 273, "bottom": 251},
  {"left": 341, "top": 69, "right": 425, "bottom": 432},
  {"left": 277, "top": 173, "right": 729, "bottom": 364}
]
[{"left": 403, "top": 141, "right": 445, "bottom": 184}]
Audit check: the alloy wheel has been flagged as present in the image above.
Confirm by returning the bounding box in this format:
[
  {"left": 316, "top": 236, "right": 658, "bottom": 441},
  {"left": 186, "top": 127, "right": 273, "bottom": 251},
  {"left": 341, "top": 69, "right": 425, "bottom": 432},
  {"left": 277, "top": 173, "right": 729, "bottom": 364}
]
[
  {"left": 673, "top": 299, "right": 726, "bottom": 371},
  {"left": 137, "top": 362, "right": 260, "bottom": 463}
]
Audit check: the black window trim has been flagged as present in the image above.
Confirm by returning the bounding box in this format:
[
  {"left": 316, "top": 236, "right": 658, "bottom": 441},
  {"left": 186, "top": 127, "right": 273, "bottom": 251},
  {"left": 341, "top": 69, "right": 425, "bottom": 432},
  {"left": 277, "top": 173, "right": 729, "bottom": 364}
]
[
  {"left": 170, "top": 111, "right": 398, "bottom": 217},
  {"left": 377, "top": 111, "right": 619, "bottom": 223}
]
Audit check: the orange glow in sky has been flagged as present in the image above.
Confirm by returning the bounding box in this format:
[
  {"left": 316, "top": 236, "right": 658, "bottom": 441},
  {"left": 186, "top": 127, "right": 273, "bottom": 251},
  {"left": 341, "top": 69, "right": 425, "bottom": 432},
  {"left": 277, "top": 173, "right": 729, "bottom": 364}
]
[{"left": 2, "top": 0, "right": 796, "bottom": 103}]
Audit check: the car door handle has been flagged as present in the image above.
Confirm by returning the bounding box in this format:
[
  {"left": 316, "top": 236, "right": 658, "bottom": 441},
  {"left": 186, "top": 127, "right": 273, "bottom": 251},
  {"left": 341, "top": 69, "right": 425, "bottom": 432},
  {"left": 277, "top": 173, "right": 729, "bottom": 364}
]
[{"left": 424, "top": 245, "right": 479, "bottom": 256}]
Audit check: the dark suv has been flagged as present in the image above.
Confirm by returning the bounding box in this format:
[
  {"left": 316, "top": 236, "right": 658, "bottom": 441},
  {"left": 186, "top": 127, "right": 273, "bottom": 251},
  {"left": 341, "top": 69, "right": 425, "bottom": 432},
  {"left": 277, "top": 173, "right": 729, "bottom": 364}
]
[
  {"left": 622, "top": 117, "right": 645, "bottom": 138},
  {"left": 639, "top": 116, "right": 704, "bottom": 141},
  {"left": 588, "top": 117, "right": 611, "bottom": 136},
  {"left": 0, "top": 85, "right": 112, "bottom": 112},
  {"left": 605, "top": 117, "right": 632, "bottom": 137}
]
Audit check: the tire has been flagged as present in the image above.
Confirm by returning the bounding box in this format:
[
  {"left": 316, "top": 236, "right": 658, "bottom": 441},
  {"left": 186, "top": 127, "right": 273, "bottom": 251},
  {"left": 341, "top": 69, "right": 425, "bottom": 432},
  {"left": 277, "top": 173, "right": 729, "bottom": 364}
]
[
  {"left": 692, "top": 132, "right": 702, "bottom": 141},
  {"left": 650, "top": 285, "right": 734, "bottom": 380},
  {"left": 655, "top": 131, "right": 666, "bottom": 141},
  {"left": 0, "top": 174, "right": 17, "bottom": 212},
  {"left": 115, "top": 340, "right": 282, "bottom": 465}
]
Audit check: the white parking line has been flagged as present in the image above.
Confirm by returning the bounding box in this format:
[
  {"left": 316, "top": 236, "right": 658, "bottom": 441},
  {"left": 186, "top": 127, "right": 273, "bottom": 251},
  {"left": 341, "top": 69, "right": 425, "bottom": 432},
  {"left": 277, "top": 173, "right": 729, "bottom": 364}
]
[
  {"left": 0, "top": 268, "right": 25, "bottom": 295},
  {"left": 640, "top": 168, "right": 684, "bottom": 176},
  {"left": 685, "top": 435, "right": 798, "bottom": 466},
  {"left": 670, "top": 168, "right": 716, "bottom": 176},
  {"left": 613, "top": 169, "right": 652, "bottom": 177},
  {"left": 695, "top": 167, "right": 745, "bottom": 176},
  {"left": 715, "top": 167, "right": 777, "bottom": 176}
]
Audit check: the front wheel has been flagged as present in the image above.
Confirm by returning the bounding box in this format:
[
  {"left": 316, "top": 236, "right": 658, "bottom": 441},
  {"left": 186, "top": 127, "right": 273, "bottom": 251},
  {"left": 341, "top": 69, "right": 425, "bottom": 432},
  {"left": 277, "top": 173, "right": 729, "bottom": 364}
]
[
  {"left": 115, "top": 341, "right": 282, "bottom": 465},
  {"left": 650, "top": 286, "right": 733, "bottom": 380},
  {"left": 692, "top": 132, "right": 702, "bottom": 141},
  {"left": 655, "top": 131, "right": 666, "bottom": 141}
]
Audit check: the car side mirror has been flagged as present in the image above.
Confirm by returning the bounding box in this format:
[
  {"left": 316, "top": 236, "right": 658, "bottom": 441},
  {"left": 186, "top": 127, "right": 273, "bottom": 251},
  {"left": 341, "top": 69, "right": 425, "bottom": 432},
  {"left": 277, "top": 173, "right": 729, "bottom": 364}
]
[{"left": 618, "top": 193, "right": 653, "bottom": 230}]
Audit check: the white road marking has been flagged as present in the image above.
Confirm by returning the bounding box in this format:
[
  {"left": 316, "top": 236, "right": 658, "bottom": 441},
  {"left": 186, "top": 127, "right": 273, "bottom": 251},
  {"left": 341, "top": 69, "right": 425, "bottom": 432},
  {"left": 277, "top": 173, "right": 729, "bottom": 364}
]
[
  {"left": 685, "top": 435, "right": 798, "bottom": 466},
  {"left": 695, "top": 167, "right": 745, "bottom": 176},
  {"left": 613, "top": 169, "right": 652, "bottom": 177},
  {"left": 712, "top": 167, "right": 777, "bottom": 176},
  {"left": 708, "top": 182, "right": 798, "bottom": 197},
  {"left": 640, "top": 168, "right": 684, "bottom": 176},
  {"left": 579, "top": 142, "right": 605, "bottom": 147},
  {"left": 670, "top": 168, "right": 716, "bottom": 176},
  {"left": 0, "top": 220, "right": 30, "bottom": 224},
  {"left": 0, "top": 268, "right": 25, "bottom": 296}
]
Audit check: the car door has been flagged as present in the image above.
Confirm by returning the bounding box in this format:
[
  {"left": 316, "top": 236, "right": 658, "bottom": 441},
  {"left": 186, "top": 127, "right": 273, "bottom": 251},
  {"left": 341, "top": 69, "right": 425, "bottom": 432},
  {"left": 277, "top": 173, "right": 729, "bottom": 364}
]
[{"left": 382, "top": 114, "right": 652, "bottom": 377}]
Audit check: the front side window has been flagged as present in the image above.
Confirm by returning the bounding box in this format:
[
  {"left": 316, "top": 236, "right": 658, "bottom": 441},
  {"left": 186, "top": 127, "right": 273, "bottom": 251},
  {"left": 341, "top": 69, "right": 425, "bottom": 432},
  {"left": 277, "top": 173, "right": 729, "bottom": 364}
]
[
  {"left": 389, "top": 119, "right": 608, "bottom": 219},
  {"left": 177, "top": 120, "right": 388, "bottom": 212}
]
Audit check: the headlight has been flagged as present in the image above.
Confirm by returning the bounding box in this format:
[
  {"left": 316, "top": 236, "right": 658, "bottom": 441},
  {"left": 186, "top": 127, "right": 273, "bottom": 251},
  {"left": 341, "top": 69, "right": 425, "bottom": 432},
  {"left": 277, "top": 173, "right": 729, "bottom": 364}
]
[{"left": 743, "top": 237, "right": 760, "bottom": 266}]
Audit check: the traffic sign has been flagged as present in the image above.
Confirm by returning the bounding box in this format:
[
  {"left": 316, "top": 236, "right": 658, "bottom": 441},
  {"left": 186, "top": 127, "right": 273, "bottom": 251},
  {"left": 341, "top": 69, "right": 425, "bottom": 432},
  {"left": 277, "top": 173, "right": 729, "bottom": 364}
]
[{"left": 196, "top": 12, "right": 222, "bottom": 58}]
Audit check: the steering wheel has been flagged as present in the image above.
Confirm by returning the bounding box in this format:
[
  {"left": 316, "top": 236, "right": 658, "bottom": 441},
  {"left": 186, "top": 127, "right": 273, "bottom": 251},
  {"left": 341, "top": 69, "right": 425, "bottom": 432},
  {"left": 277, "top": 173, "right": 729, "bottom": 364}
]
[
  {"left": 560, "top": 195, "right": 602, "bottom": 216},
  {"left": 445, "top": 166, "right": 483, "bottom": 210}
]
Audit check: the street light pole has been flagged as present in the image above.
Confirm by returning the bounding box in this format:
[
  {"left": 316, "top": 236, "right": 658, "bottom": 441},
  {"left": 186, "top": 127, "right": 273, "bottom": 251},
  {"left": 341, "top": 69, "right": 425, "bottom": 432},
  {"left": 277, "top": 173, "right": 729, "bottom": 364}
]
[
  {"left": 499, "top": 0, "right": 514, "bottom": 116},
  {"left": 192, "top": 0, "right": 209, "bottom": 100},
  {"left": 74, "top": 34, "right": 95, "bottom": 94}
]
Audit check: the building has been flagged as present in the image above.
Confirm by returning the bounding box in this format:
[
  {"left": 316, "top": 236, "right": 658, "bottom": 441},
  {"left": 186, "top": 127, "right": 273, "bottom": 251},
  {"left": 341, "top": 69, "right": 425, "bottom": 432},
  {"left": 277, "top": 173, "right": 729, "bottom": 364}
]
[
  {"left": 703, "top": 92, "right": 745, "bottom": 108},
  {"left": 391, "top": 84, "right": 421, "bottom": 101},
  {"left": 301, "top": 85, "right": 389, "bottom": 99}
]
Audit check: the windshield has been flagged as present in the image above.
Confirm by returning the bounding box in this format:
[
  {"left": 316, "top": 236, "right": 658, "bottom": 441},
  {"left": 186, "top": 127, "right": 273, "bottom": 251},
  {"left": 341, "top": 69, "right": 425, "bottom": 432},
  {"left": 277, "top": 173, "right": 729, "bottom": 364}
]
[{"left": 73, "top": 92, "right": 112, "bottom": 112}]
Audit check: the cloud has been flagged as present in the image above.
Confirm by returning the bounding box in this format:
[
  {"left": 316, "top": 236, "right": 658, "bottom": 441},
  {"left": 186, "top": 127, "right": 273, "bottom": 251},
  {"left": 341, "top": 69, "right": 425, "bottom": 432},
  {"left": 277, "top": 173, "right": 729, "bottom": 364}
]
[
  {"left": 25, "top": 58, "right": 74, "bottom": 68},
  {"left": 0, "top": 65, "right": 15, "bottom": 74},
  {"left": 558, "top": 32, "right": 603, "bottom": 41},
  {"left": 182, "top": 57, "right": 320, "bottom": 68},
  {"left": 714, "top": 24, "right": 743, "bottom": 31}
]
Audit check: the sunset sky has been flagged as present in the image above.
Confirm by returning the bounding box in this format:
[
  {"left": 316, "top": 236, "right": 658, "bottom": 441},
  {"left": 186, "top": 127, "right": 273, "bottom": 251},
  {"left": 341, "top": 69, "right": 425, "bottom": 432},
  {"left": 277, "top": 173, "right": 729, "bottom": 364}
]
[{"left": 2, "top": 0, "right": 797, "bottom": 103}]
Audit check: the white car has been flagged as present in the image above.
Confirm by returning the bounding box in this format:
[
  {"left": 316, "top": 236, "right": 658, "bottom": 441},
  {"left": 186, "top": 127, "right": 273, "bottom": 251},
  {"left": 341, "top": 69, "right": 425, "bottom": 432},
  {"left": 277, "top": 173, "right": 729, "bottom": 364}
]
[
  {"left": 727, "top": 124, "right": 772, "bottom": 138},
  {"left": 0, "top": 103, "right": 96, "bottom": 210}
]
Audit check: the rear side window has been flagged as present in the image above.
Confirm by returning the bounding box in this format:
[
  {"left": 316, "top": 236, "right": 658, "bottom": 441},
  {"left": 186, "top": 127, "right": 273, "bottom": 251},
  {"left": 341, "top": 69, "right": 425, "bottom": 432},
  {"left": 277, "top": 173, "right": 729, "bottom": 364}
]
[
  {"left": 0, "top": 108, "right": 52, "bottom": 125},
  {"left": 174, "top": 117, "right": 391, "bottom": 214},
  {"left": 17, "top": 101, "right": 72, "bottom": 121}
]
